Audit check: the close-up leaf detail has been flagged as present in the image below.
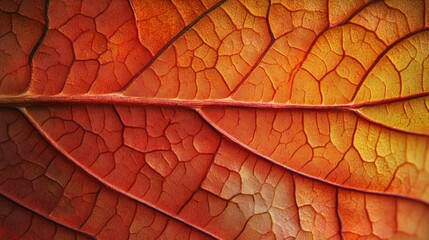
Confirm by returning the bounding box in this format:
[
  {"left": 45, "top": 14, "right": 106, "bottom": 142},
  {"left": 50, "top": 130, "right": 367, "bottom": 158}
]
[{"left": 0, "top": 0, "right": 428, "bottom": 239}]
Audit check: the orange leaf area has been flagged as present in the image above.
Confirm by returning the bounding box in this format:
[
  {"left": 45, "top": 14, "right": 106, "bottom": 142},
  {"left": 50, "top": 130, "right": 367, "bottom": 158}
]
[
  {"left": 1, "top": 107, "right": 429, "bottom": 239},
  {"left": 0, "top": 109, "right": 213, "bottom": 240},
  {"left": 0, "top": 0, "right": 429, "bottom": 239}
]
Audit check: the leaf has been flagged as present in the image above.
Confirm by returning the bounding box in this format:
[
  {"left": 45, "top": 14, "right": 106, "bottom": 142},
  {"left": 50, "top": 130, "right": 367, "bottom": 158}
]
[
  {"left": 0, "top": 0, "right": 428, "bottom": 239},
  {"left": 0, "top": 196, "right": 92, "bottom": 240},
  {"left": 0, "top": 108, "right": 213, "bottom": 240}
]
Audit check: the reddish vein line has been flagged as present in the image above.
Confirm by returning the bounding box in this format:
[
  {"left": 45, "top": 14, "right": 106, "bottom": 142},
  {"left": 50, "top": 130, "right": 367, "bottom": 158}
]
[
  {"left": 354, "top": 110, "right": 429, "bottom": 137},
  {"left": 195, "top": 108, "right": 429, "bottom": 206},
  {"left": 228, "top": 0, "right": 276, "bottom": 96},
  {"left": 28, "top": 0, "right": 50, "bottom": 66},
  {"left": 335, "top": 188, "right": 345, "bottom": 240},
  {"left": 26, "top": 0, "right": 50, "bottom": 94},
  {"left": 287, "top": 0, "right": 381, "bottom": 91},
  {"left": 0, "top": 193, "right": 96, "bottom": 239},
  {"left": 119, "top": 0, "right": 227, "bottom": 92},
  {"left": 351, "top": 27, "right": 429, "bottom": 101},
  {"left": 332, "top": 0, "right": 381, "bottom": 27},
  {"left": 0, "top": 92, "right": 427, "bottom": 109},
  {"left": 19, "top": 108, "right": 219, "bottom": 240},
  {"left": 2, "top": 93, "right": 428, "bottom": 137}
]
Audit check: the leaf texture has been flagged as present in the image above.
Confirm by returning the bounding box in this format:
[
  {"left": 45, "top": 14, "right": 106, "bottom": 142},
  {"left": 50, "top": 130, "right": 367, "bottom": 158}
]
[{"left": 0, "top": 0, "right": 428, "bottom": 239}]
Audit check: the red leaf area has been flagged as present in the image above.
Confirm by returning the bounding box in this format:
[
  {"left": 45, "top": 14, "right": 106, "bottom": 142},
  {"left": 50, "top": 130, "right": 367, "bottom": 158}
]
[{"left": 0, "top": 0, "right": 429, "bottom": 239}]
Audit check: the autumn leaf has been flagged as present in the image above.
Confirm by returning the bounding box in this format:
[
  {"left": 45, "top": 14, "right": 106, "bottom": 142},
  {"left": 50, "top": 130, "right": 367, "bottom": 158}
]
[{"left": 0, "top": 0, "right": 428, "bottom": 239}]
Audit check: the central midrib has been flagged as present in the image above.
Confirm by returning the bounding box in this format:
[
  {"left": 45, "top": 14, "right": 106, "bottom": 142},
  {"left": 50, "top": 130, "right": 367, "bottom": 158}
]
[{"left": 0, "top": 92, "right": 427, "bottom": 109}]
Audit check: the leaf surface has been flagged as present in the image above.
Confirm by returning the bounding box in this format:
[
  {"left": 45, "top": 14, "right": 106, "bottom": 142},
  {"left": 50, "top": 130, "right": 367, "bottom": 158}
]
[{"left": 0, "top": 0, "right": 429, "bottom": 239}]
